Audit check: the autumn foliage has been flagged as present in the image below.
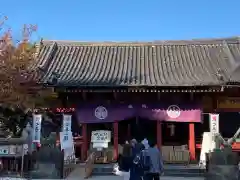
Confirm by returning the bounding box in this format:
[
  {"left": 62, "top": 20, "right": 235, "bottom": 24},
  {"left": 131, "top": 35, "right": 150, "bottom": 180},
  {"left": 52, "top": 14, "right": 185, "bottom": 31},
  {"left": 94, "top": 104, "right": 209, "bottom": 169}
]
[
  {"left": 0, "top": 17, "right": 49, "bottom": 110},
  {"left": 0, "top": 16, "right": 63, "bottom": 137}
]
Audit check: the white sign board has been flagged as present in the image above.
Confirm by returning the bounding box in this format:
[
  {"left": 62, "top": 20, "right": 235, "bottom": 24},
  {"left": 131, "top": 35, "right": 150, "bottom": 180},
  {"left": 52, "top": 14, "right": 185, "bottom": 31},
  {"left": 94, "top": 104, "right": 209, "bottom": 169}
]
[
  {"left": 92, "top": 142, "right": 109, "bottom": 149},
  {"left": 91, "top": 130, "right": 111, "bottom": 143},
  {"left": 91, "top": 130, "right": 111, "bottom": 150},
  {"left": 209, "top": 114, "right": 219, "bottom": 135},
  {"left": 32, "top": 114, "right": 42, "bottom": 143},
  {"left": 60, "top": 131, "right": 74, "bottom": 150}
]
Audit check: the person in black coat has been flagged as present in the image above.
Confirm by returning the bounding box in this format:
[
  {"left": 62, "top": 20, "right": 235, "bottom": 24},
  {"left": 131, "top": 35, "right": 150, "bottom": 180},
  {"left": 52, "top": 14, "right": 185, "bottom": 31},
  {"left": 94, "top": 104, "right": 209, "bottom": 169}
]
[
  {"left": 130, "top": 139, "right": 145, "bottom": 180},
  {"left": 118, "top": 144, "right": 132, "bottom": 180}
]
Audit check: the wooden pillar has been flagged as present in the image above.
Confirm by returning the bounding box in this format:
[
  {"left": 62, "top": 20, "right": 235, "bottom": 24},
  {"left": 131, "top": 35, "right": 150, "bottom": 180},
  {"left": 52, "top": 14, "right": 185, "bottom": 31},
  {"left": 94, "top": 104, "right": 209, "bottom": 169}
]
[
  {"left": 56, "top": 132, "right": 60, "bottom": 146},
  {"left": 81, "top": 123, "right": 87, "bottom": 161},
  {"left": 113, "top": 121, "right": 119, "bottom": 161},
  {"left": 189, "top": 123, "right": 196, "bottom": 161},
  {"left": 157, "top": 121, "right": 162, "bottom": 149}
]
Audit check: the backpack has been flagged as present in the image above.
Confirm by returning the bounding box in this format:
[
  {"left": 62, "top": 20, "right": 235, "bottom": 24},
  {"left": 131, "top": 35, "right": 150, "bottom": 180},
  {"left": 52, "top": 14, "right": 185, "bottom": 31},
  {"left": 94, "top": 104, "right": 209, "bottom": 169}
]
[
  {"left": 140, "top": 149, "right": 152, "bottom": 172},
  {"left": 132, "top": 144, "right": 144, "bottom": 166},
  {"left": 133, "top": 153, "right": 141, "bottom": 166}
]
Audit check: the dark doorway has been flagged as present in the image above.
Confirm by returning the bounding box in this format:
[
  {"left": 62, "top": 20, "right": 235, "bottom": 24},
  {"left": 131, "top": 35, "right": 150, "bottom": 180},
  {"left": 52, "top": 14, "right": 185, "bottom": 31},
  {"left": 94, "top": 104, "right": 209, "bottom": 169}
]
[
  {"left": 162, "top": 122, "right": 189, "bottom": 146},
  {"left": 118, "top": 117, "right": 157, "bottom": 144},
  {"left": 219, "top": 112, "right": 240, "bottom": 138}
]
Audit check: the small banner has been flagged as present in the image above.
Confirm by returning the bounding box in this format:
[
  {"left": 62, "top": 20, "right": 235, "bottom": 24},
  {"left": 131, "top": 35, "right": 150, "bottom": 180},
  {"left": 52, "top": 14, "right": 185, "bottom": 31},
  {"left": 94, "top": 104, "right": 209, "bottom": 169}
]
[
  {"left": 32, "top": 114, "right": 42, "bottom": 143},
  {"left": 209, "top": 113, "right": 219, "bottom": 135},
  {"left": 60, "top": 131, "right": 74, "bottom": 150},
  {"left": 62, "top": 114, "right": 72, "bottom": 133},
  {"left": 62, "top": 114, "right": 72, "bottom": 144}
]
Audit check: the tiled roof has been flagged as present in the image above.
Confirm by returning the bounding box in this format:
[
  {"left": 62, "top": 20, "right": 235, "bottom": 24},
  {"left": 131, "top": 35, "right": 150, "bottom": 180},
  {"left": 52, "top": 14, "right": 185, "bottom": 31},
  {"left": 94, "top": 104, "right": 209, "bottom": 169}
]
[{"left": 35, "top": 37, "right": 240, "bottom": 87}]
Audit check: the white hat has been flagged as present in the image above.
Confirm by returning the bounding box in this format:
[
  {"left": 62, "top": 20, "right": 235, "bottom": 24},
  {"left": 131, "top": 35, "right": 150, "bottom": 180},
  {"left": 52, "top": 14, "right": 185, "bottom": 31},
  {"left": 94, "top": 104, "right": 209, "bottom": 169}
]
[{"left": 141, "top": 138, "right": 149, "bottom": 149}]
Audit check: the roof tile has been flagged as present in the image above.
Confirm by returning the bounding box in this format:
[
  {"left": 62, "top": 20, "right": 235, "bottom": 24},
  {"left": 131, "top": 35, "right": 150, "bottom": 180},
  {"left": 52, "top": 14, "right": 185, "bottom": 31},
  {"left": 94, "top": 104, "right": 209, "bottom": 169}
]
[{"left": 35, "top": 37, "right": 240, "bottom": 86}]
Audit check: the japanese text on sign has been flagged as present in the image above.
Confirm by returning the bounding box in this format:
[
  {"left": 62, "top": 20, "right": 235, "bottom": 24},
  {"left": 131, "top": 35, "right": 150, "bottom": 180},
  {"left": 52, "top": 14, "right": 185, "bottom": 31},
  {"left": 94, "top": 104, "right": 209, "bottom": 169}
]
[
  {"left": 60, "top": 132, "right": 73, "bottom": 150},
  {"left": 91, "top": 130, "right": 111, "bottom": 143},
  {"left": 62, "top": 115, "right": 72, "bottom": 142},
  {"left": 209, "top": 113, "right": 219, "bottom": 135},
  {"left": 63, "top": 115, "right": 72, "bottom": 132},
  {"left": 33, "top": 114, "right": 42, "bottom": 143}
]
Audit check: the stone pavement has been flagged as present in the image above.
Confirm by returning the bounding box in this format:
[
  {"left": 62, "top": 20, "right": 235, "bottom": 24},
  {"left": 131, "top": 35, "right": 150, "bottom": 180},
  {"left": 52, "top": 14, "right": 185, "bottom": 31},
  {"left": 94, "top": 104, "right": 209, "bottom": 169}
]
[
  {"left": 66, "top": 175, "right": 204, "bottom": 180},
  {"left": 67, "top": 164, "right": 204, "bottom": 179},
  {"left": 66, "top": 167, "right": 204, "bottom": 180}
]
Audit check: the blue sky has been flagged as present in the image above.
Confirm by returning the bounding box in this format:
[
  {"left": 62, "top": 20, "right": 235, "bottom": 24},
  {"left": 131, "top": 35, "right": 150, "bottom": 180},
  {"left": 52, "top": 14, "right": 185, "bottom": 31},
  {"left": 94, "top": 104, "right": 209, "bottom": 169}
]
[{"left": 1, "top": 0, "right": 240, "bottom": 41}]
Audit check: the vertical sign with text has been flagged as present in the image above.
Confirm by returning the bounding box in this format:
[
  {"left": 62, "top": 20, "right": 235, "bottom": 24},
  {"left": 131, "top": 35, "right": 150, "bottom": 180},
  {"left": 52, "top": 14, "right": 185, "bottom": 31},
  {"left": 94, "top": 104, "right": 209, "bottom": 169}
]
[
  {"left": 32, "top": 114, "right": 42, "bottom": 143},
  {"left": 209, "top": 113, "right": 219, "bottom": 135},
  {"left": 61, "top": 114, "right": 72, "bottom": 149}
]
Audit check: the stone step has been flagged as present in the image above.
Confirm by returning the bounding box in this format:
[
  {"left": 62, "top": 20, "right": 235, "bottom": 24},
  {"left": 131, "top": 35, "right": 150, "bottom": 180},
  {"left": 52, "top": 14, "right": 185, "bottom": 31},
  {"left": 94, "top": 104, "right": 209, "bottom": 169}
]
[
  {"left": 163, "top": 164, "right": 205, "bottom": 177},
  {"left": 92, "top": 164, "right": 114, "bottom": 176},
  {"left": 164, "top": 165, "right": 204, "bottom": 172},
  {"left": 92, "top": 173, "right": 205, "bottom": 177},
  {"left": 92, "top": 163, "right": 205, "bottom": 177},
  {"left": 163, "top": 171, "right": 204, "bottom": 177}
]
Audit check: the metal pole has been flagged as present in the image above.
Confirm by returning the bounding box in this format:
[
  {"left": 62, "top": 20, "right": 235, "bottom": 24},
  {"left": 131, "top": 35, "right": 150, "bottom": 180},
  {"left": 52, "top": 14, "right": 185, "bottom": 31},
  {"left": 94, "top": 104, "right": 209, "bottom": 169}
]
[{"left": 20, "top": 144, "right": 24, "bottom": 177}]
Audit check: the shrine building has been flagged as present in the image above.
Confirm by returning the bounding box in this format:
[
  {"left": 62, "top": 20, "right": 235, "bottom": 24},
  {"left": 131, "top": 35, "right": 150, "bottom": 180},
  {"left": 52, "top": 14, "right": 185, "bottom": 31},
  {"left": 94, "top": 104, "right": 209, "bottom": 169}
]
[{"left": 34, "top": 37, "right": 240, "bottom": 162}]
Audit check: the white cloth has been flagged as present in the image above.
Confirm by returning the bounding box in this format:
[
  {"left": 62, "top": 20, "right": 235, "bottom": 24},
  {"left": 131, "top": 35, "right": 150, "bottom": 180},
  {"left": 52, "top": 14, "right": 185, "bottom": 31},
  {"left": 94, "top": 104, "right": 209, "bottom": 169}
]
[
  {"left": 113, "top": 164, "right": 130, "bottom": 180},
  {"left": 141, "top": 138, "right": 149, "bottom": 149}
]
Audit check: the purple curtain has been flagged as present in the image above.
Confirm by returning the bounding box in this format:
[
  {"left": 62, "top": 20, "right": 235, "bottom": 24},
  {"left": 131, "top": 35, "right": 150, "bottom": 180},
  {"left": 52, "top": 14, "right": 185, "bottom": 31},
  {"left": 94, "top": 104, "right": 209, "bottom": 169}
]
[{"left": 76, "top": 103, "right": 202, "bottom": 123}]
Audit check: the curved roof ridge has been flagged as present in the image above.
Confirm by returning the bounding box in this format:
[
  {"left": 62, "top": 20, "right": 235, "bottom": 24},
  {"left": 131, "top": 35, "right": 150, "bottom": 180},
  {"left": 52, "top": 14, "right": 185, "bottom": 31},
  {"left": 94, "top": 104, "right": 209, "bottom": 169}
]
[
  {"left": 35, "top": 36, "right": 240, "bottom": 86},
  {"left": 40, "top": 36, "right": 240, "bottom": 46}
]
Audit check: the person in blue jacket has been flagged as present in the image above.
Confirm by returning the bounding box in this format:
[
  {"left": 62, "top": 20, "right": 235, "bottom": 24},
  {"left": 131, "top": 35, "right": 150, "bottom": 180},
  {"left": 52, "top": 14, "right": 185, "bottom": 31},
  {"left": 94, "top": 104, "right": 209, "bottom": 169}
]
[{"left": 142, "top": 140, "right": 164, "bottom": 180}]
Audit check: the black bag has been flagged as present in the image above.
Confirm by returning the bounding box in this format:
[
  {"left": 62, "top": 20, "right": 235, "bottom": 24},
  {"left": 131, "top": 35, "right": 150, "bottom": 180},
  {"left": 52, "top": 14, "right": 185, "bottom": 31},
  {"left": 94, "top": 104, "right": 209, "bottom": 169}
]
[
  {"left": 140, "top": 150, "right": 151, "bottom": 172},
  {"left": 133, "top": 153, "right": 141, "bottom": 166}
]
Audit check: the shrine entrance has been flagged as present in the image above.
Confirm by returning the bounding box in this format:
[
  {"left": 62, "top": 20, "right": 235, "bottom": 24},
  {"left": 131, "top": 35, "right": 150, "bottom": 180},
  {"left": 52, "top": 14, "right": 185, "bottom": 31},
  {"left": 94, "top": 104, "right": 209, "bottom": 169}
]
[
  {"left": 87, "top": 123, "right": 113, "bottom": 147},
  {"left": 118, "top": 117, "right": 157, "bottom": 144},
  {"left": 161, "top": 122, "right": 189, "bottom": 146}
]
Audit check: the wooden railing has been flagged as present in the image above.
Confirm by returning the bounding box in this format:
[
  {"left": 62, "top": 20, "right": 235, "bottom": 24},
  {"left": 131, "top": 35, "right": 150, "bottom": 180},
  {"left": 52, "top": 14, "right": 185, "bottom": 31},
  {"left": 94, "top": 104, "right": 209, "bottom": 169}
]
[
  {"left": 0, "top": 157, "right": 23, "bottom": 177},
  {"left": 62, "top": 153, "right": 76, "bottom": 178},
  {"left": 84, "top": 152, "right": 96, "bottom": 179},
  {"left": 161, "top": 146, "right": 190, "bottom": 164}
]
